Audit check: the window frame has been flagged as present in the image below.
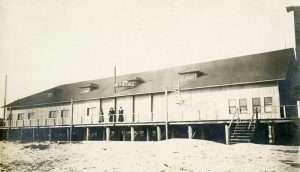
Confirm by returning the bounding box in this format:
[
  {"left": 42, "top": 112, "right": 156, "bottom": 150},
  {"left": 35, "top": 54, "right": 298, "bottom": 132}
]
[
  {"left": 28, "top": 112, "right": 35, "bottom": 119},
  {"left": 252, "top": 98, "right": 261, "bottom": 113},
  {"left": 61, "top": 110, "right": 70, "bottom": 118},
  {"left": 17, "top": 113, "right": 25, "bottom": 120},
  {"left": 264, "top": 97, "right": 273, "bottom": 113},
  {"left": 49, "top": 111, "right": 58, "bottom": 118},
  {"left": 239, "top": 98, "right": 248, "bottom": 114},
  {"left": 87, "top": 107, "right": 96, "bottom": 117},
  {"left": 228, "top": 99, "right": 237, "bottom": 114}
]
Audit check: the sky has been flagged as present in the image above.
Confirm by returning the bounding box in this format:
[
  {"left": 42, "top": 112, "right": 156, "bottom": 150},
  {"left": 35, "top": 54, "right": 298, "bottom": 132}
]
[{"left": 0, "top": 0, "right": 299, "bottom": 117}]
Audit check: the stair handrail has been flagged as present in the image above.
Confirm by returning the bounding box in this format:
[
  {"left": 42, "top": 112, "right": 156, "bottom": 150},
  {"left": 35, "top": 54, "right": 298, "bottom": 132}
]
[
  {"left": 229, "top": 108, "right": 239, "bottom": 128},
  {"left": 248, "top": 108, "right": 258, "bottom": 130}
]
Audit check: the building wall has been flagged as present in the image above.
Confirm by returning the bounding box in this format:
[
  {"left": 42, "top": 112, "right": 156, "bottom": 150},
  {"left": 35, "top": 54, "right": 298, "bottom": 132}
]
[{"left": 6, "top": 81, "right": 281, "bottom": 126}]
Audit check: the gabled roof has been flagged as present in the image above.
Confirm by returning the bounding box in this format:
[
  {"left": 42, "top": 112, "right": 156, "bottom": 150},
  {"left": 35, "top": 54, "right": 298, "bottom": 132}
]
[{"left": 6, "top": 48, "right": 294, "bottom": 108}]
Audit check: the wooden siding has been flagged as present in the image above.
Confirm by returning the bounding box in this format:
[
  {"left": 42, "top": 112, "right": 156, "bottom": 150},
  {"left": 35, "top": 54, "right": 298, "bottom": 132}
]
[{"left": 6, "top": 81, "right": 281, "bottom": 126}]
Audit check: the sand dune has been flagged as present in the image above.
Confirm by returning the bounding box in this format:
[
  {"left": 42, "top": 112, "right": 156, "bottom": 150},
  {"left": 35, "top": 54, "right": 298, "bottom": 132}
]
[{"left": 0, "top": 139, "right": 299, "bottom": 172}]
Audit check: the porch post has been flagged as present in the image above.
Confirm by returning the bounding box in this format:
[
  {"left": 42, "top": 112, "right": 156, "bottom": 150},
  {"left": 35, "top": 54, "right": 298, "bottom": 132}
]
[
  {"left": 106, "top": 127, "right": 110, "bottom": 141},
  {"left": 225, "top": 124, "right": 230, "bottom": 145},
  {"left": 66, "top": 128, "right": 70, "bottom": 141},
  {"left": 157, "top": 126, "right": 161, "bottom": 141},
  {"left": 20, "top": 129, "right": 23, "bottom": 140},
  {"left": 86, "top": 127, "right": 90, "bottom": 141},
  {"left": 32, "top": 128, "right": 35, "bottom": 141},
  {"left": 268, "top": 124, "right": 275, "bottom": 144},
  {"left": 188, "top": 125, "right": 193, "bottom": 139},
  {"left": 146, "top": 127, "right": 150, "bottom": 141},
  {"left": 297, "top": 101, "right": 300, "bottom": 118},
  {"left": 122, "top": 128, "right": 126, "bottom": 141},
  {"left": 200, "top": 128, "right": 205, "bottom": 140},
  {"left": 130, "top": 126, "right": 135, "bottom": 142},
  {"left": 48, "top": 128, "right": 52, "bottom": 142}
]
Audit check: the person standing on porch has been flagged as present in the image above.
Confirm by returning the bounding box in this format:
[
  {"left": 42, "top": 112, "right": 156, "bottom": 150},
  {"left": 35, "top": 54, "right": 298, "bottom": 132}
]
[
  {"left": 118, "top": 107, "right": 124, "bottom": 122},
  {"left": 99, "top": 108, "right": 104, "bottom": 123}
]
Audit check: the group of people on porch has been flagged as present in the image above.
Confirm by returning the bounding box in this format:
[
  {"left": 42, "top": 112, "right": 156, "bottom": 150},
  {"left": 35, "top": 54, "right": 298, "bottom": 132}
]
[{"left": 98, "top": 107, "right": 124, "bottom": 123}]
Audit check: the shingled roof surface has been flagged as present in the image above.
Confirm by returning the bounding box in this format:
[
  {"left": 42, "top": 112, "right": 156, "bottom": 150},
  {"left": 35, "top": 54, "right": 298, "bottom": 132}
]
[{"left": 7, "top": 48, "right": 294, "bottom": 107}]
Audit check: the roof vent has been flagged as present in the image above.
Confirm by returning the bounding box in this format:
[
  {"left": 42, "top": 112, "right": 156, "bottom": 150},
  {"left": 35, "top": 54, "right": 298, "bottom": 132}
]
[
  {"left": 80, "top": 83, "right": 98, "bottom": 93},
  {"left": 178, "top": 70, "right": 203, "bottom": 80},
  {"left": 114, "top": 77, "right": 144, "bottom": 88},
  {"left": 44, "top": 88, "right": 61, "bottom": 97}
]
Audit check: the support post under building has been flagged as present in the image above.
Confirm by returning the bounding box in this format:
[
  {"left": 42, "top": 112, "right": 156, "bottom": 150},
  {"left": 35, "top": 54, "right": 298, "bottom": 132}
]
[
  {"left": 146, "top": 127, "right": 150, "bottom": 141},
  {"left": 188, "top": 125, "right": 193, "bottom": 139},
  {"left": 106, "top": 127, "right": 110, "bottom": 141},
  {"left": 131, "top": 127, "right": 135, "bottom": 142},
  {"left": 122, "top": 128, "right": 126, "bottom": 141},
  {"left": 86, "top": 128, "right": 90, "bottom": 141},
  {"left": 200, "top": 128, "right": 205, "bottom": 140},
  {"left": 32, "top": 129, "right": 35, "bottom": 141},
  {"left": 157, "top": 126, "right": 161, "bottom": 141},
  {"left": 48, "top": 129, "right": 52, "bottom": 142},
  {"left": 225, "top": 125, "right": 230, "bottom": 145},
  {"left": 268, "top": 124, "right": 275, "bottom": 144}
]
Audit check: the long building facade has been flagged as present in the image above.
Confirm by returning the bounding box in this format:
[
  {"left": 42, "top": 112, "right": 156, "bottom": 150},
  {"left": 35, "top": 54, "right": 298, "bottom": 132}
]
[{"left": 1, "top": 48, "right": 300, "bottom": 144}]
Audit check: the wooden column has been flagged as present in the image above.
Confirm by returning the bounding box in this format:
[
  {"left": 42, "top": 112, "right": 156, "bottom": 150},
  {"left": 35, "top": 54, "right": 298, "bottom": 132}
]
[
  {"left": 171, "top": 127, "right": 175, "bottom": 139},
  {"left": 132, "top": 96, "right": 135, "bottom": 122},
  {"left": 268, "top": 124, "right": 275, "bottom": 144},
  {"left": 122, "top": 128, "right": 126, "bottom": 141},
  {"left": 297, "top": 101, "right": 300, "bottom": 118},
  {"left": 70, "top": 99, "right": 74, "bottom": 141},
  {"left": 200, "top": 128, "right": 205, "bottom": 140},
  {"left": 86, "top": 128, "right": 90, "bottom": 141},
  {"left": 106, "top": 127, "right": 110, "bottom": 141},
  {"left": 32, "top": 129, "right": 35, "bottom": 141},
  {"left": 66, "top": 128, "right": 70, "bottom": 141},
  {"left": 225, "top": 125, "right": 230, "bottom": 145},
  {"left": 102, "top": 128, "right": 106, "bottom": 141},
  {"left": 6, "top": 129, "right": 9, "bottom": 141},
  {"left": 188, "top": 125, "right": 193, "bottom": 139},
  {"left": 146, "top": 127, "right": 150, "bottom": 141},
  {"left": 48, "top": 129, "right": 52, "bottom": 142},
  {"left": 157, "top": 126, "right": 161, "bottom": 141},
  {"left": 20, "top": 129, "right": 23, "bottom": 140},
  {"left": 130, "top": 127, "right": 135, "bottom": 142}
]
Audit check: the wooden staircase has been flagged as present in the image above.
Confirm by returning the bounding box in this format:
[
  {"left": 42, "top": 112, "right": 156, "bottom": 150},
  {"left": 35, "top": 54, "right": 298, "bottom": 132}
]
[{"left": 230, "top": 122, "right": 256, "bottom": 144}]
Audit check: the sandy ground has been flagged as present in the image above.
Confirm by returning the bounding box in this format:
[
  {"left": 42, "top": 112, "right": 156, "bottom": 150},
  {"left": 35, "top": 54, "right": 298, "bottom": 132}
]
[{"left": 0, "top": 139, "right": 299, "bottom": 172}]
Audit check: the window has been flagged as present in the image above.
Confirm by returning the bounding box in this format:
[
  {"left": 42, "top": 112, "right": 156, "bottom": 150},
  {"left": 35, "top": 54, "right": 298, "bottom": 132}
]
[
  {"left": 81, "top": 87, "right": 91, "bottom": 93},
  {"left": 239, "top": 99, "right": 247, "bottom": 113},
  {"left": 28, "top": 112, "right": 35, "bottom": 119},
  {"left": 228, "top": 99, "right": 237, "bottom": 114},
  {"left": 49, "top": 111, "right": 58, "bottom": 118},
  {"left": 183, "top": 73, "right": 197, "bottom": 79},
  {"left": 87, "top": 107, "right": 96, "bottom": 116},
  {"left": 264, "top": 97, "right": 273, "bottom": 113},
  {"left": 61, "top": 110, "right": 70, "bottom": 118},
  {"left": 47, "top": 93, "right": 53, "bottom": 97},
  {"left": 252, "top": 98, "right": 261, "bottom": 113},
  {"left": 17, "top": 113, "right": 25, "bottom": 120}
]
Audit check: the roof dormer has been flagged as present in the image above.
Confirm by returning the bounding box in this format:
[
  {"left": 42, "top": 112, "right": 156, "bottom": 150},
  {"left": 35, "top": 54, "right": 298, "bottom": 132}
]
[
  {"left": 80, "top": 83, "right": 98, "bottom": 93},
  {"left": 178, "top": 70, "right": 203, "bottom": 80},
  {"left": 114, "top": 77, "right": 144, "bottom": 88},
  {"left": 44, "top": 88, "right": 61, "bottom": 97}
]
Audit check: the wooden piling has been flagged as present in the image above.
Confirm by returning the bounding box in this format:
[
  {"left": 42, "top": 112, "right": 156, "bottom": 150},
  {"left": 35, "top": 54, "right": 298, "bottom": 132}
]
[
  {"left": 171, "top": 127, "right": 175, "bottom": 139},
  {"left": 86, "top": 128, "right": 90, "bottom": 141},
  {"left": 20, "top": 129, "right": 23, "bottom": 140},
  {"left": 122, "top": 128, "right": 126, "bottom": 141},
  {"left": 188, "top": 125, "right": 193, "bottom": 139},
  {"left": 32, "top": 129, "right": 35, "bottom": 141},
  {"left": 157, "top": 126, "right": 161, "bottom": 141},
  {"left": 200, "top": 128, "right": 205, "bottom": 140},
  {"left": 225, "top": 125, "right": 230, "bottom": 145},
  {"left": 130, "top": 127, "right": 135, "bottom": 142},
  {"left": 66, "top": 128, "right": 70, "bottom": 141},
  {"left": 106, "top": 127, "right": 110, "bottom": 141},
  {"left": 268, "top": 124, "right": 275, "bottom": 144},
  {"left": 48, "top": 129, "right": 52, "bottom": 142},
  {"left": 146, "top": 127, "right": 150, "bottom": 141}
]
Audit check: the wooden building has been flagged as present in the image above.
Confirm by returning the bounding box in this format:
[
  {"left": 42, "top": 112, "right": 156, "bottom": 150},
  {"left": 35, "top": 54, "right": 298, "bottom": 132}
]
[{"left": 1, "top": 48, "right": 300, "bottom": 144}]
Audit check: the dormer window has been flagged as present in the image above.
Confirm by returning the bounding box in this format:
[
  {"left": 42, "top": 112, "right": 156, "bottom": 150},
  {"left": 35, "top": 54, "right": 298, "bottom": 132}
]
[
  {"left": 178, "top": 70, "right": 203, "bottom": 80},
  {"left": 80, "top": 83, "right": 98, "bottom": 93},
  {"left": 45, "top": 88, "right": 61, "bottom": 97},
  {"left": 114, "top": 77, "right": 144, "bottom": 88}
]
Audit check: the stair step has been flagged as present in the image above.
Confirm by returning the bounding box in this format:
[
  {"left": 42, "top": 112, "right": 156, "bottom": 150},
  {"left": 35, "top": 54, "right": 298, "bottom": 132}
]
[
  {"left": 230, "top": 138, "right": 250, "bottom": 142},
  {"left": 232, "top": 133, "right": 251, "bottom": 136},
  {"left": 231, "top": 136, "right": 250, "bottom": 139}
]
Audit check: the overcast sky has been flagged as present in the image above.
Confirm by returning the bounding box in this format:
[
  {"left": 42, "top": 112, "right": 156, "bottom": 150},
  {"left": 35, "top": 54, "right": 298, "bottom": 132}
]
[{"left": 0, "top": 0, "right": 299, "bottom": 117}]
